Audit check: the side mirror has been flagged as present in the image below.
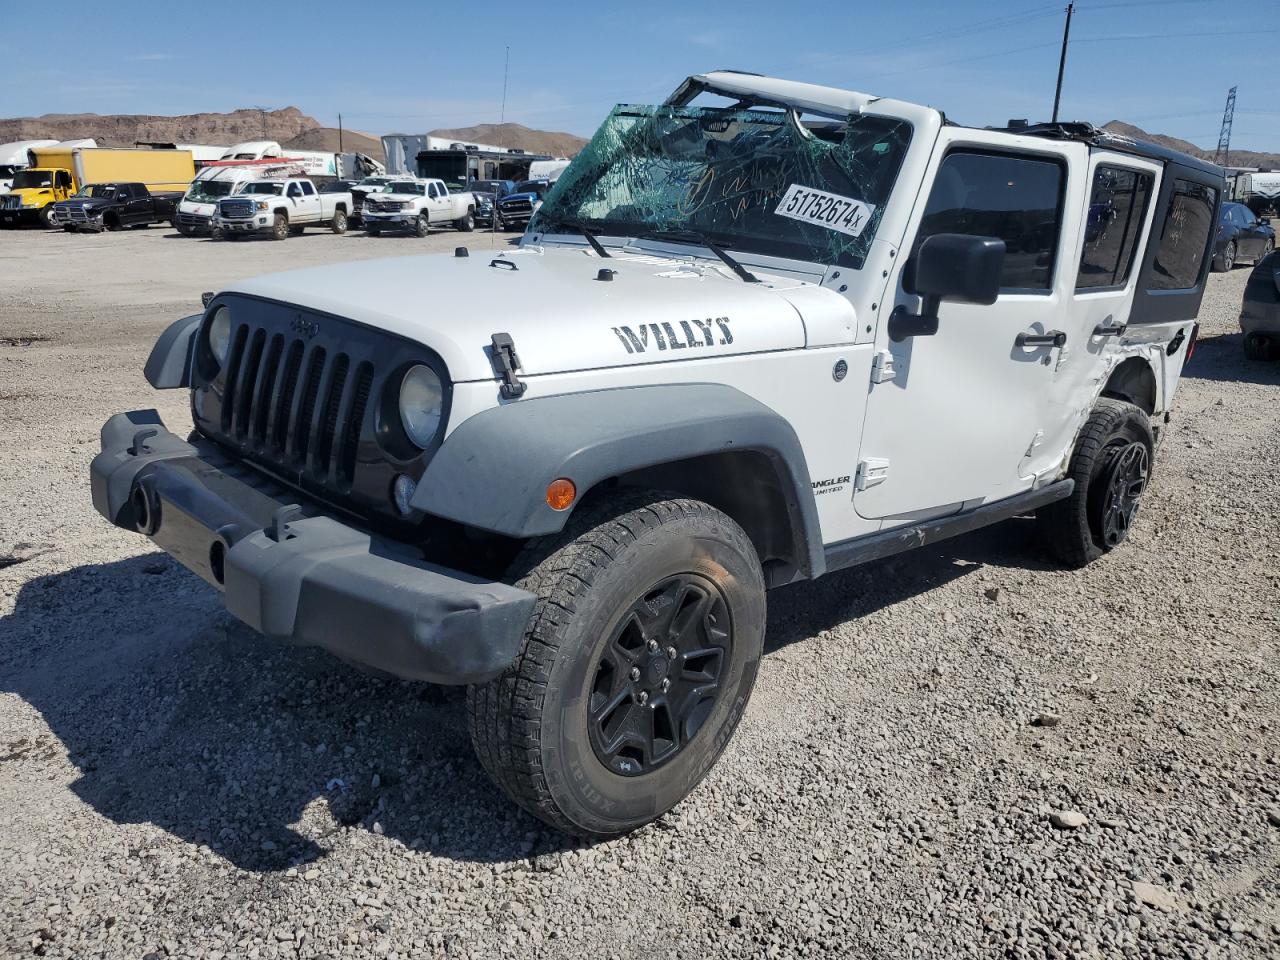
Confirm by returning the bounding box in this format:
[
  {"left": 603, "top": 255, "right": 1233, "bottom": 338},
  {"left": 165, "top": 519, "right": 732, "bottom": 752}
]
[
  {"left": 117, "top": 193, "right": 128, "bottom": 201},
  {"left": 1260, "top": 217, "right": 1271, "bottom": 226},
  {"left": 889, "top": 233, "right": 1006, "bottom": 341}
]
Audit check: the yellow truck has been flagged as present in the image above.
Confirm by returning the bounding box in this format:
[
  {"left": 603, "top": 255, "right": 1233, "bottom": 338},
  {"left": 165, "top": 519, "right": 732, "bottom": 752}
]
[{"left": 0, "top": 147, "right": 195, "bottom": 227}]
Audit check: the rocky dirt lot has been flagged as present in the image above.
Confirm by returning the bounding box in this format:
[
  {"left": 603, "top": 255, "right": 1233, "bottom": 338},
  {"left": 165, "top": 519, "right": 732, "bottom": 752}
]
[{"left": 1, "top": 226, "right": 1277, "bottom": 959}]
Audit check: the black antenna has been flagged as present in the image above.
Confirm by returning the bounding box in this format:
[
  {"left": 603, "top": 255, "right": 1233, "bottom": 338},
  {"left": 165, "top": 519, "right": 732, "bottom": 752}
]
[{"left": 1051, "top": 2, "right": 1073, "bottom": 123}]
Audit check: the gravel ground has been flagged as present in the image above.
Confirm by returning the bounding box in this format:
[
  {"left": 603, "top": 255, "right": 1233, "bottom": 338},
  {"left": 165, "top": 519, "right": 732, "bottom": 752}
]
[{"left": 1, "top": 226, "right": 1278, "bottom": 959}]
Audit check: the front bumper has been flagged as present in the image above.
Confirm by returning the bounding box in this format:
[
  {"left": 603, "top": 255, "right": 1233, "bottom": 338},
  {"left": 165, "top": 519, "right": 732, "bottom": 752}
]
[
  {"left": 214, "top": 217, "right": 271, "bottom": 234},
  {"left": 0, "top": 207, "right": 41, "bottom": 225},
  {"left": 89, "top": 410, "right": 536, "bottom": 684},
  {"left": 363, "top": 211, "right": 416, "bottom": 227}
]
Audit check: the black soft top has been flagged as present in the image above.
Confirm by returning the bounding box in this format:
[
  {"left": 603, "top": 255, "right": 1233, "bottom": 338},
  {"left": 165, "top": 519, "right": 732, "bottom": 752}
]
[{"left": 982, "top": 121, "right": 1224, "bottom": 179}]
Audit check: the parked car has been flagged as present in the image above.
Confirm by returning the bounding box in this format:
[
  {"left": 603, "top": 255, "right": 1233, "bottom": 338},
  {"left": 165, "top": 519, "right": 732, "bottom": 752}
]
[
  {"left": 466, "top": 178, "right": 517, "bottom": 227},
  {"left": 49, "top": 182, "right": 181, "bottom": 232},
  {"left": 176, "top": 162, "right": 306, "bottom": 236},
  {"left": 89, "top": 70, "right": 1219, "bottom": 839},
  {"left": 495, "top": 178, "right": 554, "bottom": 230},
  {"left": 212, "top": 178, "right": 351, "bottom": 239},
  {"left": 1212, "top": 201, "right": 1275, "bottom": 271},
  {"left": 1240, "top": 249, "right": 1280, "bottom": 360},
  {"left": 321, "top": 178, "right": 366, "bottom": 223},
  {"left": 361, "top": 178, "right": 476, "bottom": 235}
]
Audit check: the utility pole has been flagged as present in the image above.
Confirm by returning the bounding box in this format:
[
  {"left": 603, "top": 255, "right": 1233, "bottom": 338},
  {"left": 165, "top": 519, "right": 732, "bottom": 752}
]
[
  {"left": 338, "top": 112, "right": 344, "bottom": 153},
  {"left": 1215, "top": 86, "right": 1236, "bottom": 167},
  {"left": 499, "top": 45, "right": 510, "bottom": 146},
  {"left": 1051, "top": 2, "right": 1074, "bottom": 123}
]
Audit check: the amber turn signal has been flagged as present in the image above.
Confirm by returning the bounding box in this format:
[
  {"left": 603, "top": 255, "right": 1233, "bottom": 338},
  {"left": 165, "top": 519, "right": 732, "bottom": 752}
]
[{"left": 546, "top": 478, "right": 576, "bottom": 511}]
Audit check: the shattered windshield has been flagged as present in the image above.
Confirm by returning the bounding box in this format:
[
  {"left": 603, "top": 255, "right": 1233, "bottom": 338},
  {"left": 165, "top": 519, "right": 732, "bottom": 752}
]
[
  {"left": 533, "top": 104, "right": 912, "bottom": 268},
  {"left": 186, "top": 179, "right": 235, "bottom": 202}
]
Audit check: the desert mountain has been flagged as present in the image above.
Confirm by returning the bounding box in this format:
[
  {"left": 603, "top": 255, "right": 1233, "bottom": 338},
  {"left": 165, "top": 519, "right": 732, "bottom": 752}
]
[
  {"left": 0, "top": 107, "right": 318, "bottom": 148},
  {"left": 427, "top": 122, "right": 588, "bottom": 158},
  {"left": 1102, "top": 120, "right": 1280, "bottom": 170}
]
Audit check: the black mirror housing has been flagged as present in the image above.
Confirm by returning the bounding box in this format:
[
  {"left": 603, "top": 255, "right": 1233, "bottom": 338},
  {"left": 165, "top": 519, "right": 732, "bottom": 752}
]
[
  {"left": 914, "top": 233, "right": 1006, "bottom": 305},
  {"left": 889, "top": 233, "right": 1006, "bottom": 341}
]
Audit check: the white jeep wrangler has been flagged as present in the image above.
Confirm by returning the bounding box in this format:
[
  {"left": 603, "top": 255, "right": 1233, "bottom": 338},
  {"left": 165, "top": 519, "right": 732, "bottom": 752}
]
[
  {"left": 91, "top": 72, "right": 1220, "bottom": 837},
  {"left": 362, "top": 177, "right": 477, "bottom": 236}
]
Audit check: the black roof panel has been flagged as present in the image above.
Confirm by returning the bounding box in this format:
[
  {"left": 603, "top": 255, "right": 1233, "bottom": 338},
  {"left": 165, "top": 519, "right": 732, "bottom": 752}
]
[{"left": 981, "top": 121, "right": 1225, "bottom": 179}]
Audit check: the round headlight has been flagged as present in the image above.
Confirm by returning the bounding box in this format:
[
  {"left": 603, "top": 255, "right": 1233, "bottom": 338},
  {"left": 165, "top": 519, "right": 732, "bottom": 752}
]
[
  {"left": 207, "top": 305, "right": 231, "bottom": 368},
  {"left": 398, "top": 364, "right": 443, "bottom": 448}
]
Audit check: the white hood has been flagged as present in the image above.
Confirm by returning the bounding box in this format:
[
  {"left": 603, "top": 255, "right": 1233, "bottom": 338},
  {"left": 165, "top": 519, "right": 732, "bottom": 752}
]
[{"left": 224, "top": 246, "right": 855, "bottom": 382}]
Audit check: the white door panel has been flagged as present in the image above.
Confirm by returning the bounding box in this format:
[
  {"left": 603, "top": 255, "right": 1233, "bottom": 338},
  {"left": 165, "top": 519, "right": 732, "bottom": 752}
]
[{"left": 855, "top": 130, "right": 1090, "bottom": 520}]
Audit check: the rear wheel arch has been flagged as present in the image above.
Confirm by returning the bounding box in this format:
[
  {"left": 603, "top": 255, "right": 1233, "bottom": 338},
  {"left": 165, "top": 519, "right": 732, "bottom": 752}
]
[{"left": 1102, "top": 356, "right": 1157, "bottom": 415}]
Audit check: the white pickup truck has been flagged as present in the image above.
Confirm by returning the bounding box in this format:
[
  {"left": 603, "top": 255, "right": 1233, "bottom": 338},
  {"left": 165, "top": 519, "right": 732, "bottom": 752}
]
[
  {"left": 213, "top": 178, "right": 351, "bottom": 240},
  {"left": 361, "top": 177, "right": 476, "bottom": 235}
]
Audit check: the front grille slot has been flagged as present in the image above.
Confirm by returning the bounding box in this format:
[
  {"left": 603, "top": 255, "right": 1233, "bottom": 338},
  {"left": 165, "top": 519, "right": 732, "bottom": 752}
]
[
  {"left": 313, "top": 354, "right": 349, "bottom": 474},
  {"left": 271, "top": 341, "right": 305, "bottom": 451},
  {"left": 292, "top": 348, "right": 327, "bottom": 464},
  {"left": 219, "top": 325, "right": 250, "bottom": 432},
  {"left": 251, "top": 333, "right": 284, "bottom": 445},
  {"left": 338, "top": 362, "right": 374, "bottom": 487},
  {"left": 232, "top": 329, "right": 267, "bottom": 439}
]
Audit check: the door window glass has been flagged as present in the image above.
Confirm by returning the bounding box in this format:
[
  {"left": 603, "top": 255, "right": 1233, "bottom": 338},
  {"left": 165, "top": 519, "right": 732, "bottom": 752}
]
[
  {"left": 1150, "top": 179, "right": 1217, "bottom": 290},
  {"left": 1076, "top": 165, "right": 1153, "bottom": 290},
  {"left": 301, "top": 181, "right": 315, "bottom": 196},
  {"left": 917, "top": 150, "right": 1065, "bottom": 292}
]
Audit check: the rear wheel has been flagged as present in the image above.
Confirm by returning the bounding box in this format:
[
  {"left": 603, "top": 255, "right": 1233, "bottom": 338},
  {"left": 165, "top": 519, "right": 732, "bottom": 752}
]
[
  {"left": 1038, "top": 398, "right": 1154, "bottom": 568},
  {"left": 272, "top": 214, "right": 289, "bottom": 241},
  {"left": 1215, "top": 239, "right": 1236, "bottom": 272},
  {"left": 1244, "top": 332, "right": 1278, "bottom": 361},
  {"left": 468, "top": 493, "right": 766, "bottom": 837},
  {"left": 456, "top": 210, "right": 475, "bottom": 232},
  {"left": 331, "top": 209, "right": 348, "bottom": 234}
]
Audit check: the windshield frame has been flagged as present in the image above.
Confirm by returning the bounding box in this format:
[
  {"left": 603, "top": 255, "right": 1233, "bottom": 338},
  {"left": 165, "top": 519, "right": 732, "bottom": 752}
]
[{"left": 531, "top": 103, "right": 914, "bottom": 270}]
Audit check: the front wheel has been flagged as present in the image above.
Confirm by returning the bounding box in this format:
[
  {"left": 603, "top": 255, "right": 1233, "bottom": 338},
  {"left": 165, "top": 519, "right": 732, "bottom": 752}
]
[
  {"left": 468, "top": 493, "right": 766, "bottom": 837},
  {"left": 271, "top": 214, "right": 289, "bottom": 241},
  {"left": 414, "top": 213, "right": 430, "bottom": 238},
  {"left": 1037, "top": 398, "right": 1154, "bottom": 568},
  {"left": 39, "top": 206, "right": 55, "bottom": 228},
  {"left": 331, "top": 209, "right": 348, "bottom": 234}
]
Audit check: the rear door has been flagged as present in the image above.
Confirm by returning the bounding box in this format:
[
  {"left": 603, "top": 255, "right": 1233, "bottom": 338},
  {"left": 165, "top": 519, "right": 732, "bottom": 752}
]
[
  {"left": 426, "top": 181, "right": 450, "bottom": 222},
  {"left": 855, "top": 130, "right": 1087, "bottom": 521}
]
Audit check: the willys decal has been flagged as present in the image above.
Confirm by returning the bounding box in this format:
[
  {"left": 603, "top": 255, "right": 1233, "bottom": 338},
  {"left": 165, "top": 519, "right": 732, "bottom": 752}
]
[{"left": 612, "top": 317, "right": 733, "bottom": 354}]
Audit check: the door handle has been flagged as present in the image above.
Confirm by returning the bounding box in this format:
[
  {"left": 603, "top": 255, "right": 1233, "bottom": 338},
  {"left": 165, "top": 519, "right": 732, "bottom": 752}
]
[
  {"left": 1015, "top": 330, "right": 1067, "bottom": 348},
  {"left": 1092, "top": 322, "right": 1127, "bottom": 337}
]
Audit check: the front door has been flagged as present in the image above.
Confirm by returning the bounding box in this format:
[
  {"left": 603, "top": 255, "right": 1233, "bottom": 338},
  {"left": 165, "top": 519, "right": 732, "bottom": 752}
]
[{"left": 854, "top": 131, "right": 1087, "bottom": 522}]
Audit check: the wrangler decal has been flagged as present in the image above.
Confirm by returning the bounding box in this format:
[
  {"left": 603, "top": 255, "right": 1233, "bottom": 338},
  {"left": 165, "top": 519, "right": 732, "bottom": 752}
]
[{"left": 612, "top": 316, "right": 734, "bottom": 354}]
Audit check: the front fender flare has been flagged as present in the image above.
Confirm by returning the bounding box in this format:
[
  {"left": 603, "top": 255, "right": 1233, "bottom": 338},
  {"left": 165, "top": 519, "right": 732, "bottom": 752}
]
[
  {"left": 415, "top": 383, "right": 824, "bottom": 578},
  {"left": 143, "top": 313, "right": 202, "bottom": 389}
]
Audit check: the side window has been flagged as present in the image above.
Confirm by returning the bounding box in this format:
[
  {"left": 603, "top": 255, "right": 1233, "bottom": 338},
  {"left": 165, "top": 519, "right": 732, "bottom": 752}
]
[
  {"left": 287, "top": 182, "right": 302, "bottom": 198},
  {"left": 55, "top": 171, "right": 71, "bottom": 190},
  {"left": 1076, "top": 165, "right": 1153, "bottom": 290},
  {"left": 916, "top": 150, "right": 1065, "bottom": 292},
  {"left": 428, "top": 183, "right": 440, "bottom": 199},
  {"left": 1150, "top": 179, "right": 1218, "bottom": 290},
  {"left": 301, "top": 181, "right": 315, "bottom": 196}
]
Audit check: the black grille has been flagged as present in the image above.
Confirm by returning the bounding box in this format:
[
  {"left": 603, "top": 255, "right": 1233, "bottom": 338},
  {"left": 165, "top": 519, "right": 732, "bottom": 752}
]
[
  {"left": 195, "top": 296, "right": 452, "bottom": 522},
  {"left": 220, "top": 199, "right": 255, "bottom": 219}
]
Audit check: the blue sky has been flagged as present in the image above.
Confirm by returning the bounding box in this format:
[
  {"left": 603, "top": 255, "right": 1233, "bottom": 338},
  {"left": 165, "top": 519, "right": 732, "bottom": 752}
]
[{"left": 1, "top": 0, "right": 1277, "bottom": 153}]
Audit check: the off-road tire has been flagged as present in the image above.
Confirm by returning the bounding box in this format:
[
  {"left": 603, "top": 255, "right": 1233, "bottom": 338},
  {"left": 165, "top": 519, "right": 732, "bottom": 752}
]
[
  {"left": 1244, "top": 332, "right": 1278, "bottom": 361},
  {"left": 331, "top": 209, "right": 348, "bottom": 234},
  {"left": 468, "top": 492, "right": 766, "bottom": 837},
  {"left": 271, "top": 214, "right": 289, "bottom": 241},
  {"left": 1038, "top": 397, "right": 1154, "bottom": 568},
  {"left": 456, "top": 210, "right": 475, "bottom": 232},
  {"left": 414, "top": 213, "right": 430, "bottom": 238}
]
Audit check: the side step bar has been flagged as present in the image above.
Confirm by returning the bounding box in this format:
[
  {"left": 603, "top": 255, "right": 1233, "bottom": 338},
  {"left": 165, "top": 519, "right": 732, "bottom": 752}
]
[{"left": 823, "top": 480, "right": 1074, "bottom": 574}]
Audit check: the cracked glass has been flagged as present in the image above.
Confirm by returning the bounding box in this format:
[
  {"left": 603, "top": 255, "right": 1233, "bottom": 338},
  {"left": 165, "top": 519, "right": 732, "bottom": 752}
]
[{"left": 532, "top": 104, "right": 913, "bottom": 268}]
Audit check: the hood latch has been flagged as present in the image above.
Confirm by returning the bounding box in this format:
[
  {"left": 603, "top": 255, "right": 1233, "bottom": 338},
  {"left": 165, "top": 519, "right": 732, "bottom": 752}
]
[{"left": 490, "top": 332, "right": 527, "bottom": 400}]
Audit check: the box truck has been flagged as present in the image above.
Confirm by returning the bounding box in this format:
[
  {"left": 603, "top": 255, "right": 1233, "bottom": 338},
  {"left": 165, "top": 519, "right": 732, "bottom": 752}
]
[{"left": 0, "top": 147, "right": 195, "bottom": 226}]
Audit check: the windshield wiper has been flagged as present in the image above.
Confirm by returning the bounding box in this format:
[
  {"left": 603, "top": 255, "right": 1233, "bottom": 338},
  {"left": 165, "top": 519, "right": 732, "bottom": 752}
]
[
  {"left": 634, "top": 229, "right": 759, "bottom": 283},
  {"left": 540, "top": 214, "right": 611, "bottom": 258}
]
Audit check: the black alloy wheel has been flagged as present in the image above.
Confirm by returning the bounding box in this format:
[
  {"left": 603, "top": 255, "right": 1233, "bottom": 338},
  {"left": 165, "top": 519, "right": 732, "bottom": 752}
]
[
  {"left": 1091, "top": 440, "right": 1149, "bottom": 549},
  {"left": 587, "top": 573, "right": 731, "bottom": 777}
]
